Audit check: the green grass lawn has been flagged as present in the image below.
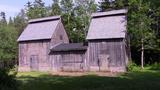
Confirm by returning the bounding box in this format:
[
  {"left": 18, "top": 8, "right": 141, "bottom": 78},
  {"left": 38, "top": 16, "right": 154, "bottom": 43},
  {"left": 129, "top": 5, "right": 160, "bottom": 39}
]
[{"left": 16, "top": 70, "right": 160, "bottom": 90}]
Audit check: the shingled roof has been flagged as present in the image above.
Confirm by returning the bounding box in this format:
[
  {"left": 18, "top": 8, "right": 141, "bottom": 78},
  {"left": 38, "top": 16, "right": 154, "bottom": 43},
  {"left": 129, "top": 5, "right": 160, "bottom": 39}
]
[
  {"left": 86, "top": 9, "right": 127, "bottom": 40},
  {"left": 51, "top": 43, "right": 87, "bottom": 52},
  {"left": 17, "top": 16, "right": 61, "bottom": 42}
]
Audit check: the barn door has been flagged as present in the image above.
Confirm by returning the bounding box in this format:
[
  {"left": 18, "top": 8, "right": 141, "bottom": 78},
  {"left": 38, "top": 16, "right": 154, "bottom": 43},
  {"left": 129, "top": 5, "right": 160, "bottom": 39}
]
[
  {"left": 98, "top": 54, "right": 109, "bottom": 71},
  {"left": 30, "top": 55, "right": 39, "bottom": 71}
]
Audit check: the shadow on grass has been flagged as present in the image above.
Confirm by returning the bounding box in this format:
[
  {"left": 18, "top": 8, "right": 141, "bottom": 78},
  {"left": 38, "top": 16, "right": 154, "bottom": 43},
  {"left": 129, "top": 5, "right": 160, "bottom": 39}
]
[{"left": 17, "top": 71, "right": 160, "bottom": 90}]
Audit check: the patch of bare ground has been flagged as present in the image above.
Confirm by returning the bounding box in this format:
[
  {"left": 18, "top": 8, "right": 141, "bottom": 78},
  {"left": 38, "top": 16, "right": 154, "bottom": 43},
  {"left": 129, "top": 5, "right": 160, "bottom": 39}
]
[{"left": 50, "top": 71, "right": 123, "bottom": 77}]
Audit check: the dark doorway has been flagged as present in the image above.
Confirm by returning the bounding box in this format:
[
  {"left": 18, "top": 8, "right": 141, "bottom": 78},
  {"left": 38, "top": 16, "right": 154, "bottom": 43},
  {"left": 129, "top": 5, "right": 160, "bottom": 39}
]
[
  {"left": 98, "top": 54, "right": 109, "bottom": 71},
  {"left": 30, "top": 55, "right": 39, "bottom": 71}
]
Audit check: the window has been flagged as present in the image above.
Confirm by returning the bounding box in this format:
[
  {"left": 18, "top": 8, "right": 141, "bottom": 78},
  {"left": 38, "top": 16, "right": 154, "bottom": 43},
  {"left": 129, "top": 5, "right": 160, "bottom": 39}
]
[{"left": 60, "top": 35, "right": 63, "bottom": 40}]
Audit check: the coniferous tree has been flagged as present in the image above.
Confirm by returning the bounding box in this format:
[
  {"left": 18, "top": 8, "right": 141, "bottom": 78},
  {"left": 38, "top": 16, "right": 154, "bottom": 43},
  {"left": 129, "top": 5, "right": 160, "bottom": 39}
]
[
  {"left": 60, "top": 0, "right": 76, "bottom": 42},
  {"left": 0, "top": 12, "right": 18, "bottom": 61},
  {"left": 0, "top": 12, "right": 7, "bottom": 26},
  {"left": 14, "top": 9, "right": 27, "bottom": 36},
  {"left": 74, "top": 0, "right": 97, "bottom": 42},
  {"left": 50, "top": 0, "right": 61, "bottom": 16},
  {"left": 25, "top": 0, "right": 48, "bottom": 19},
  {"left": 128, "top": 0, "right": 156, "bottom": 68}
]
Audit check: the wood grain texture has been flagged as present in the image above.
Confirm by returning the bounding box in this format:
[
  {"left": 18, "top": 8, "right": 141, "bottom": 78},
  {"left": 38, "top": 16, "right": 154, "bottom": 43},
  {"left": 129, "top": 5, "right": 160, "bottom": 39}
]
[
  {"left": 18, "top": 21, "right": 69, "bottom": 72},
  {"left": 50, "top": 51, "right": 87, "bottom": 72},
  {"left": 88, "top": 39, "right": 128, "bottom": 72}
]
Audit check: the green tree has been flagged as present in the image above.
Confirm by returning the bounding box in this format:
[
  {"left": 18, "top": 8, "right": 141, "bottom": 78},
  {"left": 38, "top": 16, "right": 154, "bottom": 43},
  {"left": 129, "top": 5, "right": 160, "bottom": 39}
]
[
  {"left": 13, "top": 9, "right": 27, "bottom": 36},
  {"left": 60, "top": 0, "right": 96, "bottom": 42},
  {"left": 128, "top": 0, "right": 156, "bottom": 69},
  {"left": 25, "top": 0, "right": 48, "bottom": 19},
  {"left": 0, "top": 12, "right": 7, "bottom": 26},
  {"left": 0, "top": 25, "right": 18, "bottom": 61},
  {"left": 8, "top": 17, "right": 14, "bottom": 26},
  {"left": 60, "top": 0, "right": 76, "bottom": 42},
  {"left": 74, "top": 0, "right": 97, "bottom": 42},
  {"left": 50, "top": 0, "right": 61, "bottom": 16},
  {"left": 98, "top": 0, "right": 113, "bottom": 11},
  {"left": 98, "top": 0, "right": 127, "bottom": 11}
]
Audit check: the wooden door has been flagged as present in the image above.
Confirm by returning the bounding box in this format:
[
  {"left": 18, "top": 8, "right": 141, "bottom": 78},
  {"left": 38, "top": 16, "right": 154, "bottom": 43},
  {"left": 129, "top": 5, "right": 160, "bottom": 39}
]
[
  {"left": 30, "top": 55, "right": 39, "bottom": 71},
  {"left": 98, "top": 54, "right": 109, "bottom": 71}
]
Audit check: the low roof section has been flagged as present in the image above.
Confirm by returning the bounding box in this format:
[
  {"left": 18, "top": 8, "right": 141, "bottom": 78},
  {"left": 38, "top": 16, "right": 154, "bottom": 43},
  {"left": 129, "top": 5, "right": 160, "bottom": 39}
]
[
  {"left": 86, "top": 9, "right": 128, "bottom": 40},
  {"left": 17, "top": 16, "right": 61, "bottom": 42},
  {"left": 50, "top": 43, "right": 88, "bottom": 52}
]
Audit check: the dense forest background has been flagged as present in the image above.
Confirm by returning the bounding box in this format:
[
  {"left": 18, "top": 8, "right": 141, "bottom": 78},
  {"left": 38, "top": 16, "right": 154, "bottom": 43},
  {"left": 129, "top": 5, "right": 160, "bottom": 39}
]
[{"left": 0, "top": 0, "right": 159, "bottom": 67}]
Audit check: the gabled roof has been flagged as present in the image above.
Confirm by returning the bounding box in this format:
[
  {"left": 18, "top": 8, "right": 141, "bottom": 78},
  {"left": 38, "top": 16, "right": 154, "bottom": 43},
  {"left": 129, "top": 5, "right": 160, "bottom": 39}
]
[
  {"left": 92, "top": 9, "right": 127, "bottom": 18},
  {"left": 86, "top": 9, "right": 127, "bottom": 40},
  {"left": 51, "top": 43, "right": 87, "bottom": 52},
  {"left": 17, "top": 16, "right": 61, "bottom": 42}
]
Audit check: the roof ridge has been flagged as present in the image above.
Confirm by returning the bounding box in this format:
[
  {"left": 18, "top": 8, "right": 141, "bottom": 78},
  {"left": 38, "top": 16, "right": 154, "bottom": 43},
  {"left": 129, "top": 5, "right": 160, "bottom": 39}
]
[
  {"left": 28, "top": 15, "right": 61, "bottom": 23},
  {"left": 92, "top": 9, "right": 128, "bottom": 18}
]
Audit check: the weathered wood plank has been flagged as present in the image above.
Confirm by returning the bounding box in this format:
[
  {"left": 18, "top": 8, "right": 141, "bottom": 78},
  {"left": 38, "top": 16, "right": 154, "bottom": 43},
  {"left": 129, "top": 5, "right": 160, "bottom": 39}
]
[{"left": 88, "top": 39, "right": 128, "bottom": 72}]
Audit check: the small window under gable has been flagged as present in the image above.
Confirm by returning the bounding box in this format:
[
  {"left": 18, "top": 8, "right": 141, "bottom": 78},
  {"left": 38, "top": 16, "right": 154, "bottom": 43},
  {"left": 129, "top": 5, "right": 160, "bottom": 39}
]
[{"left": 60, "top": 35, "right": 63, "bottom": 40}]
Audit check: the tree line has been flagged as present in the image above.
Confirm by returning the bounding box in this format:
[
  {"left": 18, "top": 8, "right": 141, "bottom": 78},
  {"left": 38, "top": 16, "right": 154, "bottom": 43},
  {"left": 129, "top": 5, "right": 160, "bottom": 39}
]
[{"left": 0, "top": 0, "right": 159, "bottom": 68}]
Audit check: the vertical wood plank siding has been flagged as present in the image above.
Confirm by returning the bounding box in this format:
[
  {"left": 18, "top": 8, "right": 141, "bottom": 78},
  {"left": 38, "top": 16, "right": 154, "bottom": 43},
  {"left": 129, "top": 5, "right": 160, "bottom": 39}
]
[
  {"left": 18, "top": 40, "right": 50, "bottom": 72},
  {"left": 88, "top": 39, "right": 128, "bottom": 72},
  {"left": 50, "top": 21, "right": 69, "bottom": 46},
  {"left": 50, "top": 51, "right": 87, "bottom": 72},
  {"left": 18, "top": 14, "right": 128, "bottom": 72},
  {"left": 18, "top": 21, "right": 69, "bottom": 72}
]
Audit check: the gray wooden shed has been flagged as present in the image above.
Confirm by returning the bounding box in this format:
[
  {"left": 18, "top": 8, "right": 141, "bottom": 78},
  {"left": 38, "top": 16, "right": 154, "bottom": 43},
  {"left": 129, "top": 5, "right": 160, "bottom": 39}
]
[
  {"left": 17, "top": 16, "right": 69, "bottom": 72},
  {"left": 49, "top": 43, "right": 88, "bottom": 72},
  {"left": 86, "top": 9, "right": 130, "bottom": 72}
]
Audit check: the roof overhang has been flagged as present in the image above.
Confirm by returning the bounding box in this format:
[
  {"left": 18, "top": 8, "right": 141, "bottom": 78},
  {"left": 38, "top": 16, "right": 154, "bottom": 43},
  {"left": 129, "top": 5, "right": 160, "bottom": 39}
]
[
  {"left": 86, "top": 9, "right": 127, "bottom": 40},
  {"left": 17, "top": 16, "right": 61, "bottom": 42},
  {"left": 28, "top": 16, "right": 61, "bottom": 23},
  {"left": 50, "top": 43, "right": 88, "bottom": 52},
  {"left": 92, "top": 9, "right": 128, "bottom": 18}
]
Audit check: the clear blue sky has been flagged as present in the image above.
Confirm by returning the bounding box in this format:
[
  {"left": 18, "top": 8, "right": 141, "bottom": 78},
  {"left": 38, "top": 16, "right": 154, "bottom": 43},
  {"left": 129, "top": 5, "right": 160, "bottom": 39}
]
[{"left": 0, "top": 0, "right": 99, "bottom": 19}]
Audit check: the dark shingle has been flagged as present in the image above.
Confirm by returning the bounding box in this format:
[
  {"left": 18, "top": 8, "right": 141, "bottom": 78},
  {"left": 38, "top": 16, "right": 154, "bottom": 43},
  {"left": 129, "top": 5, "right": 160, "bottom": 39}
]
[{"left": 51, "top": 43, "right": 87, "bottom": 52}]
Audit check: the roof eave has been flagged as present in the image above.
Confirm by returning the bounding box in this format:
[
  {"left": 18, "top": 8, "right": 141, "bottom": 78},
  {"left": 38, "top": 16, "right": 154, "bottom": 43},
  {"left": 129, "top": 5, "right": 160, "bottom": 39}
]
[
  {"left": 92, "top": 9, "right": 128, "bottom": 18},
  {"left": 86, "top": 37, "right": 125, "bottom": 40},
  {"left": 17, "top": 38, "right": 51, "bottom": 42},
  {"left": 28, "top": 16, "right": 61, "bottom": 23}
]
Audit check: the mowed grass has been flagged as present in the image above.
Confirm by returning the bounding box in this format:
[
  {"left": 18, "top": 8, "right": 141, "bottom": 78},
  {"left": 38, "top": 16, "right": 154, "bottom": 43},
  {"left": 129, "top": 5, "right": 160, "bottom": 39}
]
[{"left": 16, "top": 70, "right": 160, "bottom": 90}]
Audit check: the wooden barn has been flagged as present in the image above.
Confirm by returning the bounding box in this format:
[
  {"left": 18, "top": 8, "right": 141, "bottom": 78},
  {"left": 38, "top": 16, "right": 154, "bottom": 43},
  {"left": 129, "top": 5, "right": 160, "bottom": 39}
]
[
  {"left": 17, "top": 16, "right": 69, "bottom": 72},
  {"left": 18, "top": 9, "right": 130, "bottom": 73},
  {"left": 86, "top": 9, "right": 130, "bottom": 72}
]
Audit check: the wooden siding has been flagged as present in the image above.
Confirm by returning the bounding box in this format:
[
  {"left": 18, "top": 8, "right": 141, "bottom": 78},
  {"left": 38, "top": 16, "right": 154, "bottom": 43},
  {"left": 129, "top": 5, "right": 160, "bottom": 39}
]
[
  {"left": 50, "top": 20, "right": 69, "bottom": 46},
  {"left": 18, "top": 40, "right": 50, "bottom": 72},
  {"left": 88, "top": 39, "right": 128, "bottom": 72},
  {"left": 50, "top": 51, "right": 87, "bottom": 72},
  {"left": 18, "top": 20, "right": 69, "bottom": 72}
]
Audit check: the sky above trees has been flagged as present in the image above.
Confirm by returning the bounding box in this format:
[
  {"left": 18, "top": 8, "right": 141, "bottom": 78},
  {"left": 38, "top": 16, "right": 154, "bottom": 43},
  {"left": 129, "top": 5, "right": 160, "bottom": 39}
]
[
  {"left": 0, "top": 0, "right": 55, "bottom": 19},
  {"left": 0, "top": 0, "right": 100, "bottom": 19}
]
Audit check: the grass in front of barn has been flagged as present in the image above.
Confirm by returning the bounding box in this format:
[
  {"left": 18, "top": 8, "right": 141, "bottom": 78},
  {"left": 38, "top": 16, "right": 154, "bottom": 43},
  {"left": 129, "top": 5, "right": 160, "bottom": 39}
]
[{"left": 16, "top": 70, "right": 160, "bottom": 90}]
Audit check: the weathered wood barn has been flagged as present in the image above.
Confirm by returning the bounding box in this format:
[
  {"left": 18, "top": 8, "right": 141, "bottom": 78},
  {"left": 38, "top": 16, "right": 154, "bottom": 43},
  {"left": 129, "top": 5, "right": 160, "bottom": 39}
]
[
  {"left": 17, "top": 16, "right": 69, "bottom": 72},
  {"left": 49, "top": 43, "right": 88, "bottom": 72},
  {"left": 18, "top": 9, "right": 130, "bottom": 72},
  {"left": 86, "top": 9, "right": 129, "bottom": 72}
]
